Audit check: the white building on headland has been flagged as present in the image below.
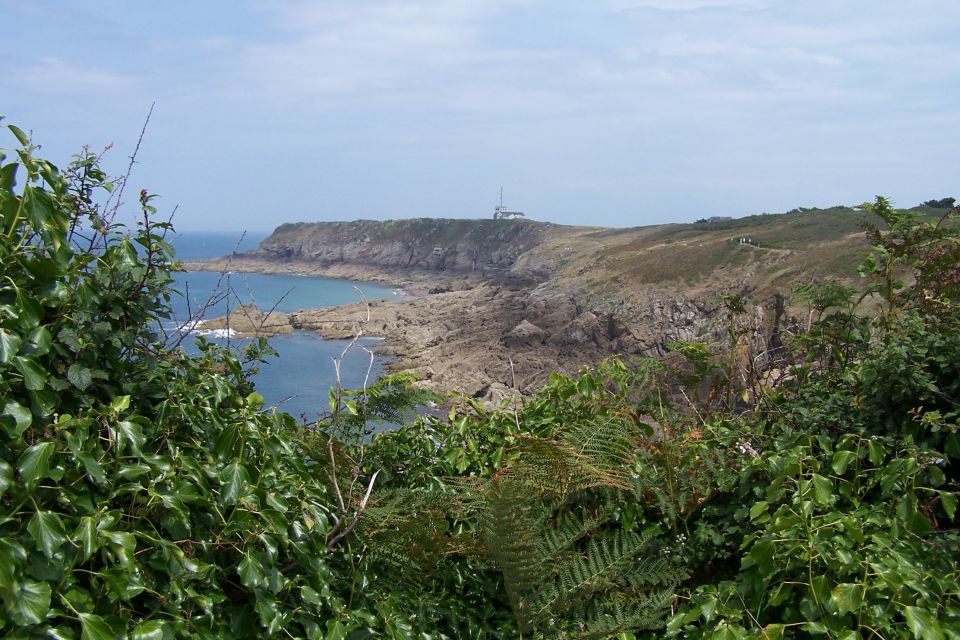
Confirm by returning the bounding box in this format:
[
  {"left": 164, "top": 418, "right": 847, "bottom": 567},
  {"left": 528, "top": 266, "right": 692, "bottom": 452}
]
[{"left": 494, "top": 188, "right": 525, "bottom": 220}]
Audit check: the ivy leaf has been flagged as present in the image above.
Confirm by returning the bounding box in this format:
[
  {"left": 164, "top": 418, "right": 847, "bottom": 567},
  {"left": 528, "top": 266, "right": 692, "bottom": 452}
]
[
  {"left": 903, "top": 606, "right": 945, "bottom": 640},
  {"left": 811, "top": 474, "right": 833, "bottom": 505},
  {"left": 301, "top": 585, "right": 322, "bottom": 605},
  {"left": 326, "top": 620, "right": 348, "bottom": 640},
  {"left": 24, "top": 185, "right": 56, "bottom": 231},
  {"left": 79, "top": 612, "right": 118, "bottom": 640},
  {"left": 0, "top": 460, "right": 12, "bottom": 498},
  {"left": 67, "top": 363, "right": 94, "bottom": 391},
  {"left": 111, "top": 420, "right": 145, "bottom": 456},
  {"left": 28, "top": 510, "right": 67, "bottom": 558},
  {"left": 1, "top": 399, "right": 32, "bottom": 437},
  {"left": 8, "top": 578, "right": 51, "bottom": 626},
  {"left": 749, "top": 540, "right": 775, "bottom": 573},
  {"left": 749, "top": 500, "right": 768, "bottom": 522},
  {"left": 102, "top": 531, "right": 136, "bottom": 565},
  {"left": 939, "top": 491, "right": 957, "bottom": 519},
  {"left": 18, "top": 441, "right": 56, "bottom": 489},
  {"left": 831, "top": 450, "right": 857, "bottom": 475},
  {"left": 214, "top": 425, "right": 242, "bottom": 460},
  {"left": 867, "top": 439, "right": 885, "bottom": 465},
  {"left": 0, "top": 328, "right": 22, "bottom": 363},
  {"left": 238, "top": 551, "right": 266, "bottom": 589},
  {"left": 110, "top": 395, "right": 130, "bottom": 413},
  {"left": 14, "top": 355, "right": 47, "bottom": 390},
  {"left": 830, "top": 583, "right": 863, "bottom": 615},
  {"left": 75, "top": 516, "right": 100, "bottom": 561},
  {"left": 22, "top": 326, "right": 52, "bottom": 356},
  {"left": 76, "top": 450, "right": 107, "bottom": 485},
  {"left": 132, "top": 620, "right": 172, "bottom": 640},
  {"left": 221, "top": 461, "right": 250, "bottom": 505},
  {"left": 761, "top": 624, "right": 784, "bottom": 640},
  {"left": 801, "top": 621, "right": 829, "bottom": 635},
  {"left": 30, "top": 388, "right": 58, "bottom": 417}
]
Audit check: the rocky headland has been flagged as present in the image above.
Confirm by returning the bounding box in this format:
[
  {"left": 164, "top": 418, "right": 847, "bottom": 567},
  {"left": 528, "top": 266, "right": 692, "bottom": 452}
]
[{"left": 184, "top": 211, "right": 870, "bottom": 401}]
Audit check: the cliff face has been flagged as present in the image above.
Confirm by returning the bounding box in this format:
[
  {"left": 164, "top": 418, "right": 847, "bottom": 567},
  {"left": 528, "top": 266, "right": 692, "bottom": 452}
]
[{"left": 257, "top": 218, "right": 555, "bottom": 279}]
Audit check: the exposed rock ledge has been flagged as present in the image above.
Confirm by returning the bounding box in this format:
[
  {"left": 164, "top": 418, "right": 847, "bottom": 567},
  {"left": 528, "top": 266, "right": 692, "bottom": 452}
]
[{"left": 193, "top": 258, "right": 783, "bottom": 404}]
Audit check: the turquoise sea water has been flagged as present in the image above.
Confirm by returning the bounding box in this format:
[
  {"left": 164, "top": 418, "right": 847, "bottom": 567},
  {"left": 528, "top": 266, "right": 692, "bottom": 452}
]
[{"left": 168, "top": 231, "right": 404, "bottom": 421}]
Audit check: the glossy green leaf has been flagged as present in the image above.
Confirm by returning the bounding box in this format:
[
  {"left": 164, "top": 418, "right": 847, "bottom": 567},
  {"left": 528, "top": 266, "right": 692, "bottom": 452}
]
[
  {"left": 102, "top": 530, "right": 136, "bottom": 565},
  {"left": 112, "top": 420, "right": 145, "bottom": 456},
  {"left": 21, "top": 326, "right": 52, "bottom": 356},
  {"left": 867, "top": 439, "right": 885, "bottom": 465},
  {"left": 79, "top": 612, "right": 117, "bottom": 640},
  {"left": 110, "top": 395, "right": 130, "bottom": 413},
  {"left": 811, "top": 473, "right": 833, "bottom": 505},
  {"left": 1, "top": 399, "right": 32, "bottom": 436},
  {"left": 28, "top": 510, "right": 67, "bottom": 558},
  {"left": 14, "top": 292, "right": 42, "bottom": 328},
  {"left": 238, "top": 551, "right": 266, "bottom": 589},
  {"left": 749, "top": 540, "right": 775, "bottom": 573},
  {"left": 14, "top": 355, "right": 47, "bottom": 390},
  {"left": 939, "top": 491, "right": 957, "bottom": 519},
  {"left": 29, "top": 388, "right": 58, "bottom": 416},
  {"left": 8, "top": 124, "right": 31, "bottom": 146},
  {"left": 18, "top": 441, "right": 56, "bottom": 488},
  {"left": 76, "top": 450, "right": 107, "bottom": 485},
  {"left": 903, "top": 606, "right": 944, "bottom": 640},
  {"left": 8, "top": 579, "right": 51, "bottom": 626},
  {"left": 75, "top": 516, "right": 99, "bottom": 560},
  {"left": 214, "top": 424, "right": 242, "bottom": 460},
  {"left": 801, "top": 621, "right": 829, "bottom": 635},
  {"left": 24, "top": 185, "right": 56, "bottom": 230},
  {"left": 221, "top": 461, "right": 250, "bottom": 505},
  {"left": 0, "top": 328, "right": 21, "bottom": 363},
  {"left": 132, "top": 619, "right": 171, "bottom": 640},
  {"left": 326, "top": 620, "right": 348, "bottom": 640},
  {"left": 830, "top": 583, "right": 863, "bottom": 615},
  {"left": 0, "top": 460, "right": 12, "bottom": 498},
  {"left": 831, "top": 450, "right": 857, "bottom": 475}
]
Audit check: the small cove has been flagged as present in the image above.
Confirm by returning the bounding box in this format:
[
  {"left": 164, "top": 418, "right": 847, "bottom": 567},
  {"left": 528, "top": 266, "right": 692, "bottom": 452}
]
[{"left": 169, "top": 231, "right": 404, "bottom": 421}]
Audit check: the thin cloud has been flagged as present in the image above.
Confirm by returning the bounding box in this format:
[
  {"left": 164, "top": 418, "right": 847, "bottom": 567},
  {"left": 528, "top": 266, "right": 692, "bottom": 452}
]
[{"left": 17, "top": 57, "right": 141, "bottom": 95}]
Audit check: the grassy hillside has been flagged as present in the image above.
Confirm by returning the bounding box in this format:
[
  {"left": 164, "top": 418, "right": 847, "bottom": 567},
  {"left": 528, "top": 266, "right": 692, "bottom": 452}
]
[{"left": 525, "top": 207, "right": 878, "bottom": 310}]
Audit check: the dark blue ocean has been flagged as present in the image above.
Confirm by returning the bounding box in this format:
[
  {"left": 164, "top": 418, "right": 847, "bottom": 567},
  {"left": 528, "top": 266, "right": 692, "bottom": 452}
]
[{"left": 168, "top": 231, "right": 404, "bottom": 422}]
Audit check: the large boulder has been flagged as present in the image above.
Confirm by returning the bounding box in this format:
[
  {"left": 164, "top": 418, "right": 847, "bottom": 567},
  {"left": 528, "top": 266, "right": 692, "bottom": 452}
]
[{"left": 505, "top": 319, "right": 546, "bottom": 347}]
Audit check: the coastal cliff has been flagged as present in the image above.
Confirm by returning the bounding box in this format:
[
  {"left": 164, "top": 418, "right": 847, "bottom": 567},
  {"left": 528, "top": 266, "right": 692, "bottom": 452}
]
[
  {"left": 258, "top": 218, "right": 557, "bottom": 280},
  {"left": 190, "top": 210, "right": 871, "bottom": 400}
]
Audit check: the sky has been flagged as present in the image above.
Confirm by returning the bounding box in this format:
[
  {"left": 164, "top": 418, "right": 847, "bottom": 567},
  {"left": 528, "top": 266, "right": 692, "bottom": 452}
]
[{"left": 2, "top": 1, "right": 958, "bottom": 232}]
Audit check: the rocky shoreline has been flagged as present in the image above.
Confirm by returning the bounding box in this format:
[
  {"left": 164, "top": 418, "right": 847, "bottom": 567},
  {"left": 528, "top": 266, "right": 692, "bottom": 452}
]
[
  {"left": 183, "top": 255, "right": 588, "bottom": 402},
  {"left": 180, "top": 213, "right": 860, "bottom": 402},
  {"left": 181, "top": 255, "right": 748, "bottom": 404}
]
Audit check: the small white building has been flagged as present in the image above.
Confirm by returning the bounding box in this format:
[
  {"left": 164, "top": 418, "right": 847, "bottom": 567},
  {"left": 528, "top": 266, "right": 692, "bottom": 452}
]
[{"left": 493, "top": 188, "right": 525, "bottom": 220}]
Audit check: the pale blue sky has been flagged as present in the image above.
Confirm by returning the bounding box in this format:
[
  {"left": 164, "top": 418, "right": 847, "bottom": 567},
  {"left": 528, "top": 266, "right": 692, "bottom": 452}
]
[{"left": 2, "top": 1, "right": 957, "bottom": 231}]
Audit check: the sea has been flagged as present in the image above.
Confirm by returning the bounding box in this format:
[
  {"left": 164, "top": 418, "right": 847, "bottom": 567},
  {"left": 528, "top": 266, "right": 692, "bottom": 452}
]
[{"left": 167, "top": 231, "right": 405, "bottom": 421}]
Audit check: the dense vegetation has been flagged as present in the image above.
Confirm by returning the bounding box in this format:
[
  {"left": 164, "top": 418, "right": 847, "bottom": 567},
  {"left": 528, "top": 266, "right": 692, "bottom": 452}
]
[{"left": 1, "top": 123, "right": 958, "bottom": 638}]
